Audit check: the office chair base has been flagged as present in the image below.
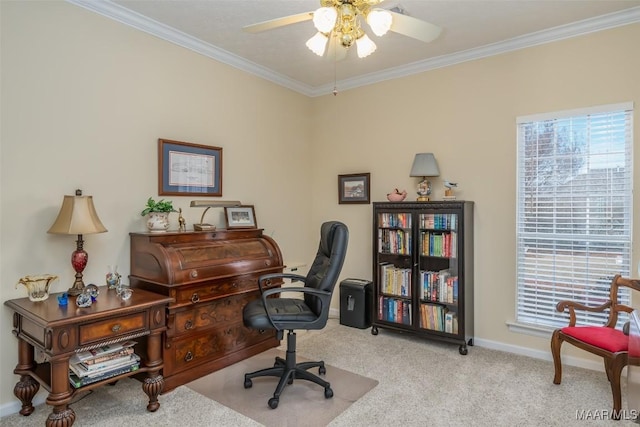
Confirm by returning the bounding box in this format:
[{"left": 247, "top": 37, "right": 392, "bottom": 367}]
[{"left": 243, "top": 331, "right": 333, "bottom": 409}]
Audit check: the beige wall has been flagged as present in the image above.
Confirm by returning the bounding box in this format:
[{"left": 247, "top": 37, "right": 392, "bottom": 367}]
[
  {"left": 311, "top": 22, "right": 640, "bottom": 355},
  {"left": 1, "top": 0, "right": 639, "bottom": 415},
  {"left": 0, "top": 1, "right": 314, "bottom": 410}
]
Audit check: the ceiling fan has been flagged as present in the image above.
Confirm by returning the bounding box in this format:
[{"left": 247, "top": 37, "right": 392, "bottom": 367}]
[{"left": 243, "top": 0, "right": 442, "bottom": 59}]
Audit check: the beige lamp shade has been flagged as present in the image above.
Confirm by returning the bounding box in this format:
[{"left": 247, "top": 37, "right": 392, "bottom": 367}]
[{"left": 48, "top": 194, "right": 107, "bottom": 235}]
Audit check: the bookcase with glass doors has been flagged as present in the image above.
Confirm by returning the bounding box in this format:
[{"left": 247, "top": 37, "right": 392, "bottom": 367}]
[{"left": 372, "top": 201, "right": 474, "bottom": 354}]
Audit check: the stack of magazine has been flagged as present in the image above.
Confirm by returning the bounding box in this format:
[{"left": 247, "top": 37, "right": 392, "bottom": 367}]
[{"left": 68, "top": 340, "right": 140, "bottom": 388}]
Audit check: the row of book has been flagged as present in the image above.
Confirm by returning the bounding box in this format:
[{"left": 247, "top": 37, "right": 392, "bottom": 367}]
[
  {"left": 419, "top": 231, "right": 457, "bottom": 258},
  {"left": 419, "top": 269, "right": 458, "bottom": 304},
  {"left": 378, "top": 212, "right": 412, "bottom": 229},
  {"left": 379, "top": 263, "right": 412, "bottom": 297},
  {"left": 68, "top": 340, "right": 140, "bottom": 388},
  {"left": 419, "top": 213, "right": 458, "bottom": 231},
  {"left": 378, "top": 228, "right": 412, "bottom": 255},
  {"left": 419, "top": 304, "right": 459, "bottom": 334},
  {"left": 378, "top": 296, "right": 412, "bottom": 325}
]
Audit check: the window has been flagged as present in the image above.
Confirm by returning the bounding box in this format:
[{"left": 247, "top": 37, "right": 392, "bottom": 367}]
[{"left": 516, "top": 103, "right": 633, "bottom": 329}]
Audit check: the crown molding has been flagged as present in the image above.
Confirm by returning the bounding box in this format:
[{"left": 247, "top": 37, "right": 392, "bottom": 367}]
[{"left": 67, "top": 1, "right": 640, "bottom": 98}]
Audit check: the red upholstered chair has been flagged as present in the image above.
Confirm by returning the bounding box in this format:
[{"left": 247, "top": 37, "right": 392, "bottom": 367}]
[{"left": 551, "top": 275, "right": 640, "bottom": 419}]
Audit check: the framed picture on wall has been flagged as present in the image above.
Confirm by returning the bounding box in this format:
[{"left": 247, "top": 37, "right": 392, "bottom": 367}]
[
  {"left": 158, "top": 139, "right": 222, "bottom": 196},
  {"left": 224, "top": 205, "right": 257, "bottom": 229},
  {"left": 338, "top": 173, "right": 371, "bottom": 204}
]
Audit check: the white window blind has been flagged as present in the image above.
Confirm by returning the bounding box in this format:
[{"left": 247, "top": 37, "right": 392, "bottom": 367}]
[{"left": 516, "top": 103, "right": 633, "bottom": 329}]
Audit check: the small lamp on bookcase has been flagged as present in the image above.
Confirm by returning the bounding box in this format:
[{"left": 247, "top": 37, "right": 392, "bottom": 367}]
[{"left": 410, "top": 153, "right": 440, "bottom": 201}]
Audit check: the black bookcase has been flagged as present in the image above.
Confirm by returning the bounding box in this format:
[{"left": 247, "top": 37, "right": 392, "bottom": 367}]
[{"left": 371, "top": 201, "right": 474, "bottom": 354}]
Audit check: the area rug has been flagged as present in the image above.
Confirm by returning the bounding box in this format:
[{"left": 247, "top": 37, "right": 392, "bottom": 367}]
[{"left": 186, "top": 349, "right": 379, "bottom": 427}]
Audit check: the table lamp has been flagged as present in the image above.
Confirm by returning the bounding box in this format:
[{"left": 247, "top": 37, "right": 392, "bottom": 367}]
[
  {"left": 48, "top": 189, "right": 107, "bottom": 296},
  {"left": 410, "top": 153, "right": 440, "bottom": 201}
]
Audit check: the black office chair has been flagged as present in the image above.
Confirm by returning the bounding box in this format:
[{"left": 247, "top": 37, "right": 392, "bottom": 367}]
[{"left": 243, "top": 221, "right": 349, "bottom": 409}]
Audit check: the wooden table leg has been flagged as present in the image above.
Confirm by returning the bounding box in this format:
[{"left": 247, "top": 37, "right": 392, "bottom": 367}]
[
  {"left": 142, "top": 330, "right": 164, "bottom": 412},
  {"left": 45, "top": 357, "right": 76, "bottom": 427},
  {"left": 13, "top": 338, "right": 39, "bottom": 416}
]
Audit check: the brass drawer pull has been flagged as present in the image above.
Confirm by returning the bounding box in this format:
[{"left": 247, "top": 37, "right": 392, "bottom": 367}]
[
  {"left": 190, "top": 270, "right": 198, "bottom": 278},
  {"left": 191, "top": 293, "right": 200, "bottom": 303},
  {"left": 184, "top": 320, "right": 193, "bottom": 330},
  {"left": 264, "top": 279, "right": 272, "bottom": 287},
  {"left": 112, "top": 324, "right": 121, "bottom": 333},
  {"left": 184, "top": 351, "right": 194, "bottom": 362}
]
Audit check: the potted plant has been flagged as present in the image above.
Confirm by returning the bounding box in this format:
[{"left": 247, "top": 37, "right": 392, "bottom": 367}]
[{"left": 141, "top": 197, "right": 176, "bottom": 232}]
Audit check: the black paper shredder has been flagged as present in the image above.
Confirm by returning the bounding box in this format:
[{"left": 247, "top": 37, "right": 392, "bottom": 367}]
[{"left": 339, "top": 278, "right": 373, "bottom": 329}]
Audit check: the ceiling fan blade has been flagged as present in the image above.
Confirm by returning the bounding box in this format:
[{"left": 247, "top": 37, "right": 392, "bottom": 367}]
[
  {"left": 388, "top": 11, "right": 442, "bottom": 43},
  {"left": 243, "top": 12, "right": 313, "bottom": 33}
]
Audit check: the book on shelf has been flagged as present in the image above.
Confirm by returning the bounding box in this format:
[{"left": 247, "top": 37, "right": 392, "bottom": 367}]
[
  {"left": 70, "top": 340, "right": 137, "bottom": 365},
  {"left": 70, "top": 353, "right": 141, "bottom": 378},
  {"left": 69, "top": 363, "right": 140, "bottom": 388}
]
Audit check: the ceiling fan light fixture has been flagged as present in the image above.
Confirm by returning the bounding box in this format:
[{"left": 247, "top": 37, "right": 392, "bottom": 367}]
[
  {"left": 306, "top": 32, "right": 329, "bottom": 56},
  {"left": 312, "top": 7, "right": 338, "bottom": 33},
  {"left": 367, "top": 9, "right": 392, "bottom": 36},
  {"left": 356, "top": 33, "right": 376, "bottom": 58}
]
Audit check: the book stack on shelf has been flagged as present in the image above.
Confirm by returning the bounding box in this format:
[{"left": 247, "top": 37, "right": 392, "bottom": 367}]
[{"left": 69, "top": 340, "right": 140, "bottom": 388}]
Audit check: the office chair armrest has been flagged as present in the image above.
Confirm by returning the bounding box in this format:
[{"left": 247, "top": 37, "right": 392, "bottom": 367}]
[
  {"left": 259, "top": 286, "right": 332, "bottom": 331},
  {"left": 257, "top": 273, "right": 307, "bottom": 293}
]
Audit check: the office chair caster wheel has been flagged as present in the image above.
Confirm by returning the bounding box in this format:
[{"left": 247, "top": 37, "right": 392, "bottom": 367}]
[
  {"left": 371, "top": 326, "right": 378, "bottom": 335},
  {"left": 244, "top": 377, "right": 252, "bottom": 389},
  {"left": 325, "top": 387, "right": 333, "bottom": 399},
  {"left": 319, "top": 365, "right": 326, "bottom": 375},
  {"left": 268, "top": 397, "right": 279, "bottom": 409},
  {"left": 459, "top": 344, "right": 468, "bottom": 355}
]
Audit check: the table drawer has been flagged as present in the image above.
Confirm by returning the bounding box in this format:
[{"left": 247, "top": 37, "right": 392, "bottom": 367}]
[{"left": 79, "top": 312, "right": 147, "bottom": 346}]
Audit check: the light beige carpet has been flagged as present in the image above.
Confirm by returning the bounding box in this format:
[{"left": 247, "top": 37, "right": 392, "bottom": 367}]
[{"left": 186, "top": 349, "right": 379, "bottom": 427}]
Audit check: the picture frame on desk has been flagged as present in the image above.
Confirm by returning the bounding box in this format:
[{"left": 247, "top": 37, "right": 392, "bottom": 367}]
[
  {"left": 158, "top": 138, "right": 222, "bottom": 196},
  {"left": 224, "top": 205, "right": 257, "bottom": 229},
  {"left": 338, "top": 173, "right": 370, "bottom": 204}
]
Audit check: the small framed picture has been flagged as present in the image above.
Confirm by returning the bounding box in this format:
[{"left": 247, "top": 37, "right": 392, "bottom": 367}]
[
  {"left": 338, "top": 173, "right": 370, "bottom": 204},
  {"left": 224, "top": 205, "right": 257, "bottom": 229}
]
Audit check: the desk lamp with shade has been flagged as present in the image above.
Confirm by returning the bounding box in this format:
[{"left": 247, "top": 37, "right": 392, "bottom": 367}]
[
  {"left": 47, "top": 189, "right": 107, "bottom": 296},
  {"left": 410, "top": 153, "right": 440, "bottom": 202}
]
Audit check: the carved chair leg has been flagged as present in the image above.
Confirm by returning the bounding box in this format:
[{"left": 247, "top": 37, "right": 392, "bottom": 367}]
[
  {"left": 609, "top": 356, "right": 626, "bottom": 420},
  {"left": 550, "top": 329, "right": 563, "bottom": 384},
  {"left": 603, "top": 358, "right": 613, "bottom": 382}
]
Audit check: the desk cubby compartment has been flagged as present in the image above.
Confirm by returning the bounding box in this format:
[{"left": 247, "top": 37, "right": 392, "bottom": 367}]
[{"left": 372, "top": 201, "right": 474, "bottom": 355}]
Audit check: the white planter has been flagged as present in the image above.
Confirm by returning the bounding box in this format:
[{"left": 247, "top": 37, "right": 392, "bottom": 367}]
[{"left": 146, "top": 212, "right": 170, "bottom": 232}]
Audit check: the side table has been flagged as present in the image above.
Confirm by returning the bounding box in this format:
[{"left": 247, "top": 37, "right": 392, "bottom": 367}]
[{"left": 5, "top": 286, "right": 173, "bottom": 427}]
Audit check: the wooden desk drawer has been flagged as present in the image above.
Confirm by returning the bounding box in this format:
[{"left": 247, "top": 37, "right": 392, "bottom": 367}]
[
  {"left": 171, "top": 293, "right": 256, "bottom": 337},
  {"left": 166, "top": 325, "right": 272, "bottom": 375},
  {"left": 79, "top": 312, "right": 147, "bottom": 345},
  {"left": 175, "top": 275, "right": 263, "bottom": 304}
]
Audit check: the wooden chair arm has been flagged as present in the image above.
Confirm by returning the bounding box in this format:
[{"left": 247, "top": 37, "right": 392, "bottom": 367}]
[{"left": 556, "top": 299, "right": 612, "bottom": 326}]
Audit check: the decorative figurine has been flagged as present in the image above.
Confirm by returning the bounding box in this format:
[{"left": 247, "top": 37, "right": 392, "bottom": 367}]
[
  {"left": 57, "top": 293, "right": 68, "bottom": 306},
  {"left": 178, "top": 208, "right": 187, "bottom": 232},
  {"left": 444, "top": 181, "right": 458, "bottom": 199},
  {"left": 106, "top": 265, "right": 121, "bottom": 289},
  {"left": 387, "top": 189, "right": 407, "bottom": 202}
]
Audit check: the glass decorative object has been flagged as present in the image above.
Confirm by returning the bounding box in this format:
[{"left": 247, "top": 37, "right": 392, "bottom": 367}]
[
  {"left": 85, "top": 284, "right": 100, "bottom": 301},
  {"left": 76, "top": 291, "right": 93, "bottom": 308},
  {"left": 16, "top": 274, "right": 58, "bottom": 302},
  {"left": 106, "top": 265, "right": 121, "bottom": 289}
]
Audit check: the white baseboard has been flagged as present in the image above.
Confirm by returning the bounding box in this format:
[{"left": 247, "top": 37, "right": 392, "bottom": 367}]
[{"left": 0, "top": 390, "right": 47, "bottom": 418}]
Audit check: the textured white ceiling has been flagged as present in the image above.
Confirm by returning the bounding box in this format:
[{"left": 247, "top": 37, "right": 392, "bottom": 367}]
[{"left": 71, "top": 0, "right": 640, "bottom": 96}]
